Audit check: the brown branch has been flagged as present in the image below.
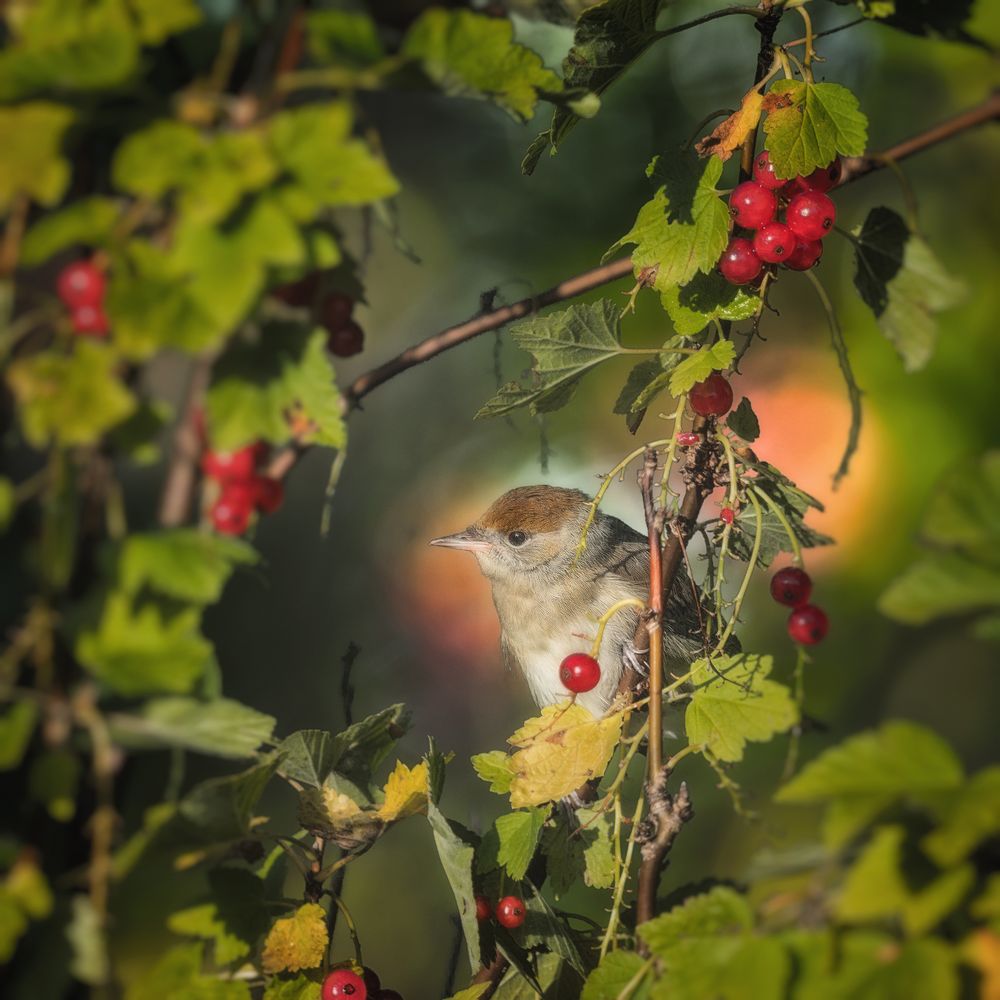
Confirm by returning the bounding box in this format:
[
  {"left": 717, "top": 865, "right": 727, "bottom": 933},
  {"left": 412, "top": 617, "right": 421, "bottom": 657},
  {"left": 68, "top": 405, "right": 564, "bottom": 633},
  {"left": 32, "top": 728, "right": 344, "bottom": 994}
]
[{"left": 640, "top": 449, "right": 666, "bottom": 777}]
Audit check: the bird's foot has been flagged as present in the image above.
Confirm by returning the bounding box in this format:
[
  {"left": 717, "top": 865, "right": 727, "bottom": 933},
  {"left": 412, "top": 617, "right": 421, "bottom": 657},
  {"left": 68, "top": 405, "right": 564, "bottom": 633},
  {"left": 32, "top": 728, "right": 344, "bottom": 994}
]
[{"left": 623, "top": 640, "right": 648, "bottom": 677}]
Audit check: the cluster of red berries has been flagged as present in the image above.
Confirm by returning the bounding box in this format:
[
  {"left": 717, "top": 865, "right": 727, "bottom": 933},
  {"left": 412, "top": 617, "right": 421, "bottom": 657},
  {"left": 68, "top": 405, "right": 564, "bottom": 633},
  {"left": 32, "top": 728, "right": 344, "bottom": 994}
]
[
  {"left": 559, "top": 652, "right": 601, "bottom": 694},
  {"left": 770, "top": 566, "right": 829, "bottom": 645},
  {"left": 57, "top": 260, "right": 110, "bottom": 337},
  {"left": 321, "top": 965, "right": 402, "bottom": 1000},
  {"left": 275, "top": 275, "right": 364, "bottom": 358},
  {"left": 201, "top": 439, "right": 284, "bottom": 536},
  {"left": 719, "top": 152, "right": 841, "bottom": 286},
  {"left": 476, "top": 893, "right": 527, "bottom": 929}
]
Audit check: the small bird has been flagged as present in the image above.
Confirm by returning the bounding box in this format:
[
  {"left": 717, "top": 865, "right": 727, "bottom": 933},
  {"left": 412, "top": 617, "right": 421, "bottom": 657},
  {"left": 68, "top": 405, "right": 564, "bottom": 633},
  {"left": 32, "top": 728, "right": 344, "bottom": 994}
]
[{"left": 430, "top": 485, "right": 703, "bottom": 717}]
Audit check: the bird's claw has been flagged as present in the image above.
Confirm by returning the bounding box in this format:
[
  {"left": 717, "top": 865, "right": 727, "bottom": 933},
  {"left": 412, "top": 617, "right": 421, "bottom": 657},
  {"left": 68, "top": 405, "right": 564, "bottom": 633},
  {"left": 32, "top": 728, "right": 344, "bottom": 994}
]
[{"left": 623, "top": 641, "right": 648, "bottom": 677}]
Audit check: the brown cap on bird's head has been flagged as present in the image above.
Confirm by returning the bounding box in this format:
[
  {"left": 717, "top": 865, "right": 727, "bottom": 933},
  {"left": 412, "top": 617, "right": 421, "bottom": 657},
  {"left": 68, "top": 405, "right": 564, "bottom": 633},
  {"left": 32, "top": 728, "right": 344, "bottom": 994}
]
[{"left": 429, "top": 485, "right": 589, "bottom": 551}]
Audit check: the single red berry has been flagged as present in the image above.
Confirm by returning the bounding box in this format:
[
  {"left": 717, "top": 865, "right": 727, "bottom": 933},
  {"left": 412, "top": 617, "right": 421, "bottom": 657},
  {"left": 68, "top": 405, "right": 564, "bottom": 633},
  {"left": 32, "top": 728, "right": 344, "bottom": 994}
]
[
  {"left": 752, "top": 221, "right": 795, "bottom": 263},
  {"left": 201, "top": 445, "right": 258, "bottom": 483},
  {"left": 273, "top": 272, "right": 319, "bottom": 307},
  {"left": 210, "top": 482, "right": 255, "bottom": 536},
  {"left": 799, "top": 157, "right": 842, "bottom": 193},
  {"left": 475, "top": 895, "right": 492, "bottom": 922},
  {"left": 322, "top": 968, "right": 367, "bottom": 1000},
  {"left": 362, "top": 968, "right": 381, "bottom": 994},
  {"left": 70, "top": 303, "right": 110, "bottom": 337},
  {"left": 57, "top": 261, "right": 105, "bottom": 308},
  {"left": 496, "top": 896, "right": 526, "bottom": 930},
  {"left": 728, "top": 181, "right": 777, "bottom": 229},
  {"left": 787, "top": 191, "right": 837, "bottom": 241},
  {"left": 751, "top": 150, "right": 785, "bottom": 191},
  {"left": 676, "top": 432, "right": 701, "bottom": 447},
  {"left": 375, "top": 992, "right": 403, "bottom": 1000},
  {"left": 252, "top": 476, "right": 284, "bottom": 514},
  {"left": 718, "top": 237, "right": 762, "bottom": 286},
  {"left": 770, "top": 566, "right": 812, "bottom": 607},
  {"left": 328, "top": 320, "right": 365, "bottom": 358},
  {"left": 787, "top": 604, "right": 829, "bottom": 645},
  {"left": 689, "top": 373, "right": 734, "bottom": 417},
  {"left": 784, "top": 239, "right": 824, "bottom": 271},
  {"left": 320, "top": 291, "right": 355, "bottom": 331},
  {"left": 720, "top": 507, "right": 735, "bottom": 525},
  {"left": 559, "top": 652, "right": 601, "bottom": 694}
]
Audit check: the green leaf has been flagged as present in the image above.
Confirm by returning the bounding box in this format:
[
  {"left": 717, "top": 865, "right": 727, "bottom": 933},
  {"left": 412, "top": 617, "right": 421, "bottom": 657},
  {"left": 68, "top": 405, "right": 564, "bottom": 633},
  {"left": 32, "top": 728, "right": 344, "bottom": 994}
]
[
  {"left": 613, "top": 359, "right": 669, "bottom": 432},
  {"left": 852, "top": 207, "right": 966, "bottom": 372},
  {"left": 777, "top": 720, "right": 964, "bottom": 804},
  {"left": 126, "top": 942, "right": 250, "bottom": 1000},
  {"left": 112, "top": 120, "right": 203, "bottom": 199},
  {"left": 920, "top": 451, "right": 1000, "bottom": 553},
  {"left": 667, "top": 340, "right": 735, "bottom": 397},
  {"left": 107, "top": 401, "right": 170, "bottom": 465},
  {"left": 495, "top": 808, "right": 548, "bottom": 881},
  {"left": 472, "top": 751, "right": 515, "bottom": 794},
  {"left": 0, "top": 889, "right": 28, "bottom": 964},
  {"left": 763, "top": 80, "right": 868, "bottom": 180},
  {"left": 531, "top": 0, "right": 661, "bottom": 165},
  {"left": 20, "top": 197, "right": 121, "bottom": 265},
  {"left": 0, "top": 102, "right": 73, "bottom": 209},
  {"left": 640, "top": 887, "right": 752, "bottom": 957},
  {"left": 476, "top": 300, "right": 623, "bottom": 418},
  {"left": 872, "top": 0, "right": 986, "bottom": 48},
  {"left": 167, "top": 868, "right": 267, "bottom": 966},
  {"left": 727, "top": 397, "right": 760, "bottom": 443},
  {"left": 76, "top": 593, "right": 214, "bottom": 697},
  {"left": 207, "top": 324, "right": 346, "bottom": 451},
  {"left": 7, "top": 343, "right": 137, "bottom": 448},
  {"left": 971, "top": 874, "right": 1000, "bottom": 923},
  {"left": 278, "top": 730, "right": 342, "bottom": 788},
  {"left": 539, "top": 814, "right": 584, "bottom": 897},
  {"left": 922, "top": 766, "right": 1000, "bottom": 867},
  {"left": 576, "top": 805, "right": 615, "bottom": 889},
  {"left": 28, "top": 748, "right": 79, "bottom": 821},
  {"left": 609, "top": 156, "right": 730, "bottom": 293},
  {"left": 268, "top": 102, "right": 398, "bottom": 214},
  {"left": 171, "top": 754, "right": 281, "bottom": 848},
  {"left": 403, "top": 10, "right": 561, "bottom": 123},
  {"left": 307, "top": 10, "right": 384, "bottom": 66},
  {"left": 880, "top": 552, "right": 1000, "bottom": 625},
  {"left": 729, "top": 460, "right": 832, "bottom": 568},
  {"left": 0, "top": 702, "right": 38, "bottom": 771},
  {"left": 119, "top": 530, "right": 258, "bottom": 605},
  {"left": 109, "top": 698, "right": 274, "bottom": 759},
  {"left": 262, "top": 977, "right": 321, "bottom": 1000},
  {"left": 581, "top": 950, "right": 652, "bottom": 1000},
  {"left": 128, "top": 0, "right": 202, "bottom": 44},
  {"left": 685, "top": 654, "right": 798, "bottom": 763},
  {"left": 660, "top": 270, "right": 759, "bottom": 336},
  {"left": 0, "top": 477, "right": 13, "bottom": 533},
  {"left": 334, "top": 704, "right": 412, "bottom": 794}
]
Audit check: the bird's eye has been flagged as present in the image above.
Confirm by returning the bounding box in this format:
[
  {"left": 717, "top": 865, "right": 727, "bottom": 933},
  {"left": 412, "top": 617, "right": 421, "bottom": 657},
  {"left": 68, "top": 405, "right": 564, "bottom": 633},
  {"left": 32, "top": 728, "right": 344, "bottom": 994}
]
[{"left": 507, "top": 531, "right": 528, "bottom": 547}]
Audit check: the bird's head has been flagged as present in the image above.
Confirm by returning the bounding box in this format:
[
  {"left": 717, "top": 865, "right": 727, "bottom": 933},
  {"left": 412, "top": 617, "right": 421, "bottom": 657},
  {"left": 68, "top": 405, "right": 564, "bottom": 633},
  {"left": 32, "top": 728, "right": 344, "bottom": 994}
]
[{"left": 430, "top": 485, "right": 593, "bottom": 582}]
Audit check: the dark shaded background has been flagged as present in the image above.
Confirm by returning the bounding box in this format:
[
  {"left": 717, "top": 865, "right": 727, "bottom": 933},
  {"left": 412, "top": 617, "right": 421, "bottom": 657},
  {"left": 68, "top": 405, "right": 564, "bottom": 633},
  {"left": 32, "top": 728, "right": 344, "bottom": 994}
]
[{"left": 101, "top": 3, "right": 1000, "bottom": 994}]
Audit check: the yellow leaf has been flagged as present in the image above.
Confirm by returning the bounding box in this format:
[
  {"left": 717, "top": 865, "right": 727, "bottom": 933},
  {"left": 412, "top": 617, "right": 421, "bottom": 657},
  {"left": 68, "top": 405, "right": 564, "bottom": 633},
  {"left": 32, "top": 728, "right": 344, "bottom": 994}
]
[
  {"left": 297, "top": 786, "right": 383, "bottom": 850},
  {"left": 261, "top": 902, "right": 328, "bottom": 974},
  {"left": 962, "top": 929, "right": 1000, "bottom": 1000},
  {"left": 507, "top": 703, "right": 623, "bottom": 808},
  {"left": 378, "top": 760, "right": 429, "bottom": 822},
  {"left": 695, "top": 89, "right": 765, "bottom": 160}
]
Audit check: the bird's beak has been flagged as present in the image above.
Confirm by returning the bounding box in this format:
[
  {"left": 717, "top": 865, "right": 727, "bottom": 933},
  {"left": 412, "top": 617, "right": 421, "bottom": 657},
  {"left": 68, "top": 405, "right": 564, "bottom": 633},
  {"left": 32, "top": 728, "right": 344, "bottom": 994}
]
[{"left": 429, "top": 528, "right": 491, "bottom": 552}]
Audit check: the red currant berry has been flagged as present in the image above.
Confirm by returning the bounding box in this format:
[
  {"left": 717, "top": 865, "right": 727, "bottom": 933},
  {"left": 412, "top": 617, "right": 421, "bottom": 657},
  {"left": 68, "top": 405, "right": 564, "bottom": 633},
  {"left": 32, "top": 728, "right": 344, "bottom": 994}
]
[
  {"left": 252, "top": 476, "right": 284, "bottom": 514},
  {"left": 322, "top": 968, "right": 367, "bottom": 1000},
  {"left": 475, "top": 895, "right": 492, "bottom": 922},
  {"left": 320, "top": 292, "right": 355, "bottom": 331},
  {"left": 751, "top": 150, "right": 785, "bottom": 191},
  {"left": 784, "top": 239, "right": 824, "bottom": 271},
  {"left": 70, "top": 304, "right": 110, "bottom": 337},
  {"left": 676, "top": 432, "right": 701, "bottom": 447},
  {"left": 362, "top": 968, "right": 381, "bottom": 994},
  {"left": 496, "top": 896, "right": 526, "bottom": 930},
  {"left": 689, "top": 373, "right": 734, "bottom": 417},
  {"left": 273, "top": 272, "right": 319, "bottom": 307},
  {"left": 729, "top": 181, "right": 777, "bottom": 229},
  {"left": 770, "top": 566, "right": 812, "bottom": 607},
  {"left": 752, "top": 221, "right": 795, "bottom": 263},
  {"left": 800, "top": 157, "right": 842, "bottom": 193},
  {"left": 559, "top": 653, "right": 601, "bottom": 694},
  {"left": 328, "top": 320, "right": 365, "bottom": 358},
  {"left": 201, "top": 446, "right": 258, "bottom": 483},
  {"left": 786, "top": 191, "right": 837, "bottom": 241},
  {"left": 718, "top": 237, "right": 762, "bottom": 286},
  {"left": 720, "top": 507, "right": 735, "bottom": 525},
  {"left": 210, "top": 482, "right": 255, "bottom": 536},
  {"left": 57, "top": 261, "right": 105, "bottom": 308},
  {"left": 787, "top": 604, "right": 829, "bottom": 645}
]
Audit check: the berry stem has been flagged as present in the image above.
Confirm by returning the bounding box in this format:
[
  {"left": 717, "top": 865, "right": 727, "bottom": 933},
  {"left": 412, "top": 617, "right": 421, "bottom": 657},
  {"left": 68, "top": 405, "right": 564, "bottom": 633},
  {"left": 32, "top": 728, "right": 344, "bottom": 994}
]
[
  {"left": 750, "top": 484, "right": 802, "bottom": 565},
  {"left": 588, "top": 598, "right": 649, "bottom": 660},
  {"left": 712, "top": 490, "right": 763, "bottom": 656}
]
